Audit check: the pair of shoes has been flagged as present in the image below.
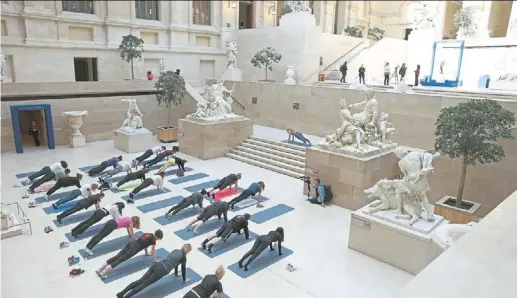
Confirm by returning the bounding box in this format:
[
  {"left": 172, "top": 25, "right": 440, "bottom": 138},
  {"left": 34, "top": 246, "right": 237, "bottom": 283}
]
[
  {"left": 60, "top": 241, "right": 70, "bottom": 249},
  {"left": 286, "top": 263, "right": 297, "bottom": 272},
  {"left": 44, "top": 226, "right": 53, "bottom": 233},
  {"left": 207, "top": 243, "right": 213, "bottom": 254},
  {"left": 201, "top": 239, "right": 208, "bottom": 250},
  {"left": 127, "top": 199, "right": 135, "bottom": 204},
  {"left": 69, "top": 268, "right": 85, "bottom": 277},
  {"left": 256, "top": 203, "right": 264, "bottom": 208},
  {"left": 22, "top": 192, "right": 29, "bottom": 199},
  {"left": 68, "top": 256, "right": 80, "bottom": 266},
  {"left": 83, "top": 248, "right": 93, "bottom": 256},
  {"left": 28, "top": 201, "right": 38, "bottom": 208},
  {"left": 56, "top": 217, "right": 62, "bottom": 224}
]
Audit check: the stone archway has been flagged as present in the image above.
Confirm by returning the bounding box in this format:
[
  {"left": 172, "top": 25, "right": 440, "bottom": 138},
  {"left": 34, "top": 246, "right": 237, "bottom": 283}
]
[{"left": 488, "top": 1, "right": 513, "bottom": 37}]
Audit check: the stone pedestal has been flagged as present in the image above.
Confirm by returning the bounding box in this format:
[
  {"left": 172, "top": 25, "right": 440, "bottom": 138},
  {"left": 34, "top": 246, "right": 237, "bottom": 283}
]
[
  {"left": 348, "top": 203, "right": 447, "bottom": 274},
  {"left": 114, "top": 128, "right": 153, "bottom": 153},
  {"left": 62, "top": 110, "right": 88, "bottom": 148},
  {"left": 70, "top": 135, "right": 86, "bottom": 148},
  {"left": 179, "top": 117, "right": 252, "bottom": 160},
  {"left": 222, "top": 68, "right": 242, "bottom": 81},
  {"left": 279, "top": 11, "right": 317, "bottom": 29},
  {"left": 304, "top": 146, "right": 399, "bottom": 210}
]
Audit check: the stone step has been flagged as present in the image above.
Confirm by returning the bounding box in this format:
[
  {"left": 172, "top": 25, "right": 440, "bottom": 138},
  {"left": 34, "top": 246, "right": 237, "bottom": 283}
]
[
  {"left": 236, "top": 143, "right": 305, "bottom": 163},
  {"left": 232, "top": 146, "right": 305, "bottom": 168},
  {"left": 225, "top": 153, "right": 304, "bottom": 178},
  {"left": 250, "top": 136, "right": 307, "bottom": 152},
  {"left": 228, "top": 149, "right": 305, "bottom": 174},
  {"left": 244, "top": 138, "right": 305, "bottom": 157}
]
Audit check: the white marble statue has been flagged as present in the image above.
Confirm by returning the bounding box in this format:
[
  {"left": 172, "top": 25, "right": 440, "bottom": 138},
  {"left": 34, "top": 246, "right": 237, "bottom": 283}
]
[
  {"left": 411, "top": 3, "right": 439, "bottom": 30},
  {"left": 225, "top": 41, "right": 238, "bottom": 70},
  {"left": 187, "top": 80, "right": 240, "bottom": 121},
  {"left": 365, "top": 149, "right": 440, "bottom": 226},
  {"left": 121, "top": 99, "right": 143, "bottom": 130},
  {"left": 493, "top": 52, "right": 517, "bottom": 82},
  {"left": 0, "top": 204, "right": 15, "bottom": 231},
  {"left": 324, "top": 99, "right": 364, "bottom": 149},
  {"left": 393, "top": 79, "right": 412, "bottom": 93},
  {"left": 432, "top": 222, "right": 477, "bottom": 250},
  {"left": 159, "top": 58, "right": 165, "bottom": 74},
  {"left": 286, "top": 1, "right": 311, "bottom": 13}
]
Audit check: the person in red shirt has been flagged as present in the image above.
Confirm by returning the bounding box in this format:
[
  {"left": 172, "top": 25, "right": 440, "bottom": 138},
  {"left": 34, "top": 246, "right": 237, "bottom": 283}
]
[{"left": 146, "top": 71, "right": 154, "bottom": 80}]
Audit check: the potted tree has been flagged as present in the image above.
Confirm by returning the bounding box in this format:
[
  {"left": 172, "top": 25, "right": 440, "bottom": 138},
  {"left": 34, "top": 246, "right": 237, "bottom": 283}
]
[
  {"left": 434, "top": 98, "right": 515, "bottom": 223},
  {"left": 368, "top": 26, "right": 385, "bottom": 41},
  {"left": 453, "top": 7, "right": 477, "bottom": 39},
  {"left": 155, "top": 70, "right": 187, "bottom": 142},
  {"left": 118, "top": 34, "right": 144, "bottom": 80},
  {"left": 343, "top": 26, "right": 363, "bottom": 38},
  {"left": 251, "top": 47, "right": 282, "bottom": 82}
]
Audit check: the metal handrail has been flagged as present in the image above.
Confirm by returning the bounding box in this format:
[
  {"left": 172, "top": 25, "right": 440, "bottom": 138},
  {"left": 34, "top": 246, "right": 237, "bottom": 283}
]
[
  {"left": 2, "top": 202, "right": 32, "bottom": 236},
  {"left": 220, "top": 120, "right": 251, "bottom": 140},
  {"left": 230, "top": 95, "right": 245, "bottom": 110}
]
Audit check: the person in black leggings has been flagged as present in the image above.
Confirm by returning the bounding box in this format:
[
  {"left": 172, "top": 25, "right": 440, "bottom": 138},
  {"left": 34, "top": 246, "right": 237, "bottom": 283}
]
[
  {"left": 84, "top": 216, "right": 140, "bottom": 255},
  {"left": 165, "top": 190, "right": 206, "bottom": 218},
  {"left": 229, "top": 182, "right": 264, "bottom": 209},
  {"left": 184, "top": 266, "right": 225, "bottom": 298},
  {"left": 142, "top": 149, "right": 175, "bottom": 168},
  {"left": 238, "top": 227, "right": 284, "bottom": 271},
  {"left": 56, "top": 192, "right": 104, "bottom": 224},
  {"left": 116, "top": 168, "right": 149, "bottom": 188},
  {"left": 25, "top": 161, "right": 68, "bottom": 183},
  {"left": 88, "top": 156, "right": 123, "bottom": 176},
  {"left": 28, "top": 167, "right": 70, "bottom": 193},
  {"left": 133, "top": 146, "right": 166, "bottom": 167},
  {"left": 201, "top": 214, "right": 250, "bottom": 253},
  {"left": 116, "top": 244, "right": 192, "bottom": 298},
  {"left": 71, "top": 202, "right": 125, "bottom": 237},
  {"left": 206, "top": 173, "right": 241, "bottom": 200},
  {"left": 185, "top": 201, "right": 229, "bottom": 234},
  {"left": 96, "top": 230, "right": 164, "bottom": 279}
]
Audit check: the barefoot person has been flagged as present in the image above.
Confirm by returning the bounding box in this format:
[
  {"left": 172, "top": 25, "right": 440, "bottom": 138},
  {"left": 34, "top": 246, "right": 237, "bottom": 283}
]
[
  {"left": 116, "top": 168, "right": 149, "bottom": 189},
  {"left": 185, "top": 201, "right": 229, "bottom": 235},
  {"left": 52, "top": 182, "right": 98, "bottom": 209},
  {"left": 132, "top": 146, "right": 166, "bottom": 168},
  {"left": 71, "top": 202, "right": 125, "bottom": 237},
  {"left": 201, "top": 214, "right": 250, "bottom": 253},
  {"left": 127, "top": 172, "right": 165, "bottom": 204},
  {"left": 88, "top": 156, "right": 123, "bottom": 176},
  {"left": 157, "top": 156, "right": 187, "bottom": 175},
  {"left": 141, "top": 149, "right": 176, "bottom": 168},
  {"left": 237, "top": 227, "right": 284, "bottom": 271},
  {"left": 206, "top": 173, "right": 241, "bottom": 201},
  {"left": 286, "top": 128, "right": 312, "bottom": 145},
  {"left": 183, "top": 266, "right": 225, "bottom": 298},
  {"left": 24, "top": 161, "right": 68, "bottom": 185},
  {"left": 229, "top": 182, "right": 265, "bottom": 209},
  {"left": 83, "top": 216, "right": 140, "bottom": 256},
  {"left": 165, "top": 190, "right": 206, "bottom": 218},
  {"left": 96, "top": 230, "right": 163, "bottom": 279},
  {"left": 43, "top": 173, "right": 84, "bottom": 201},
  {"left": 28, "top": 167, "right": 70, "bottom": 193},
  {"left": 116, "top": 243, "right": 192, "bottom": 298},
  {"left": 56, "top": 192, "right": 105, "bottom": 224},
  {"left": 100, "top": 161, "right": 133, "bottom": 180}
]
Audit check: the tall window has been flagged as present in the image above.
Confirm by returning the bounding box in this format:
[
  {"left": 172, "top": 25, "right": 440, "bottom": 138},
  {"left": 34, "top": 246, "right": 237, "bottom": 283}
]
[
  {"left": 62, "top": 1, "right": 94, "bottom": 14},
  {"left": 136, "top": 0, "right": 159, "bottom": 21},
  {"left": 193, "top": 1, "right": 211, "bottom": 26}
]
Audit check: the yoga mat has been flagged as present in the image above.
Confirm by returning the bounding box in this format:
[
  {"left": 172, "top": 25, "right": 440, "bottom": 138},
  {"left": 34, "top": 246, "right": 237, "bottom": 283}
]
[
  {"left": 54, "top": 210, "right": 97, "bottom": 228},
  {"left": 104, "top": 175, "right": 125, "bottom": 184},
  {"left": 33, "top": 183, "right": 54, "bottom": 192},
  {"left": 42, "top": 200, "right": 77, "bottom": 214},
  {"left": 214, "top": 188, "right": 240, "bottom": 202},
  {"left": 137, "top": 196, "right": 183, "bottom": 213},
  {"left": 153, "top": 207, "right": 201, "bottom": 226},
  {"left": 169, "top": 172, "right": 209, "bottom": 185},
  {"left": 174, "top": 217, "right": 225, "bottom": 240},
  {"left": 121, "top": 188, "right": 171, "bottom": 202},
  {"left": 110, "top": 180, "right": 141, "bottom": 193},
  {"left": 158, "top": 166, "right": 194, "bottom": 177},
  {"left": 133, "top": 268, "right": 202, "bottom": 298},
  {"left": 78, "top": 232, "right": 144, "bottom": 259},
  {"left": 34, "top": 190, "right": 77, "bottom": 203},
  {"left": 281, "top": 140, "right": 312, "bottom": 147},
  {"left": 250, "top": 204, "right": 294, "bottom": 224},
  {"left": 231, "top": 196, "right": 270, "bottom": 212},
  {"left": 79, "top": 165, "right": 111, "bottom": 177},
  {"left": 15, "top": 171, "right": 38, "bottom": 179},
  {"left": 184, "top": 180, "right": 219, "bottom": 193},
  {"left": 64, "top": 222, "right": 103, "bottom": 242},
  {"left": 102, "top": 248, "right": 169, "bottom": 284},
  {"left": 198, "top": 231, "right": 258, "bottom": 258},
  {"left": 228, "top": 247, "right": 294, "bottom": 278}
]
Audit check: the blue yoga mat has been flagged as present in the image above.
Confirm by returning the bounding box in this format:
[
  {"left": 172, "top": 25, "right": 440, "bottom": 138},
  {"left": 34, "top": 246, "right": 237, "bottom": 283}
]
[
  {"left": 133, "top": 268, "right": 202, "bottom": 298},
  {"left": 231, "top": 196, "right": 270, "bottom": 212},
  {"left": 53, "top": 210, "right": 96, "bottom": 227},
  {"left": 79, "top": 165, "right": 111, "bottom": 177},
  {"left": 156, "top": 167, "right": 193, "bottom": 176},
  {"left": 42, "top": 201, "right": 77, "bottom": 214},
  {"left": 250, "top": 204, "right": 294, "bottom": 224},
  {"left": 64, "top": 222, "right": 103, "bottom": 242},
  {"left": 281, "top": 140, "right": 312, "bottom": 147},
  {"left": 34, "top": 190, "right": 77, "bottom": 204},
  {"left": 121, "top": 188, "right": 171, "bottom": 202},
  {"left": 137, "top": 196, "right": 183, "bottom": 213},
  {"left": 102, "top": 248, "right": 169, "bottom": 284},
  {"left": 78, "top": 231, "right": 144, "bottom": 259},
  {"left": 198, "top": 231, "right": 258, "bottom": 258},
  {"left": 169, "top": 172, "right": 209, "bottom": 184},
  {"left": 153, "top": 207, "right": 201, "bottom": 226},
  {"left": 104, "top": 175, "right": 125, "bottom": 184},
  {"left": 228, "top": 247, "right": 293, "bottom": 278},
  {"left": 15, "top": 171, "right": 37, "bottom": 179},
  {"left": 174, "top": 217, "right": 225, "bottom": 240},
  {"left": 184, "top": 180, "right": 220, "bottom": 193}
]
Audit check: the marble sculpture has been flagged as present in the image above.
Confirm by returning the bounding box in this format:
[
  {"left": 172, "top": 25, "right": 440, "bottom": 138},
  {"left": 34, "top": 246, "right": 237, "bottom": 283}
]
[
  {"left": 120, "top": 99, "right": 143, "bottom": 130},
  {"left": 188, "top": 80, "right": 240, "bottom": 121},
  {"left": 394, "top": 79, "right": 412, "bottom": 93},
  {"left": 286, "top": 1, "right": 311, "bottom": 13},
  {"left": 411, "top": 3, "right": 439, "bottom": 30},
  {"left": 432, "top": 222, "right": 477, "bottom": 250},
  {"left": 365, "top": 148, "right": 440, "bottom": 226},
  {"left": 225, "top": 41, "right": 238, "bottom": 70},
  {"left": 159, "top": 58, "right": 165, "bottom": 74}
]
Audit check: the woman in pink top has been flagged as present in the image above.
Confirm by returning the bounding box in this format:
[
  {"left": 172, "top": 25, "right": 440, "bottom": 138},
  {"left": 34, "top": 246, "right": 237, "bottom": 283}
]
[{"left": 84, "top": 216, "right": 140, "bottom": 256}]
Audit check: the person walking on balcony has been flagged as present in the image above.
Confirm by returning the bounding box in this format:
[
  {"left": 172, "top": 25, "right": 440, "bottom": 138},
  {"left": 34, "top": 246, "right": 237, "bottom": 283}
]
[
  {"left": 384, "top": 62, "right": 390, "bottom": 86},
  {"left": 339, "top": 62, "right": 348, "bottom": 83},
  {"left": 414, "top": 65, "right": 421, "bottom": 86},
  {"left": 358, "top": 65, "right": 366, "bottom": 84}
]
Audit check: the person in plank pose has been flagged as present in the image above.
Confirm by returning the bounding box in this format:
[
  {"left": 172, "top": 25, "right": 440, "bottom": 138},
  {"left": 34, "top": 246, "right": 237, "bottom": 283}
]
[
  {"left": 157, "top": 156, "right": 188, "bottom": 176},
  {"left": 127, "top": 172, "right": 166, "bottom": 204},
  {"left": 185, "top": 201, "right": 229, "bottom": 235},
  {"left": 205, "top": 173, "right": 241, "bottom": 201},
  {"left": 56, "top": 192, "right": 105, "bottom": 224},
  {"left": 28, "top": 167, "right": 70, "bottom": 193},
  {"left": 116, "top": 243, "right": 192, "bottom": 298},
  {"left": 237, "top": 227, "right": 284, "bottom": 271},
  {"left": 116, "top": 168, "right": 149, "bottom": 189},
  {"left": 71, "top": 202, "right": 125, "bottom": 237},
  {"left": 228, "top": 181, "right": 265, "bottom": 209},
  {"left": 83, "top": 216, "right": 140, "bottom": 256},
  {"left": 286, "top": 128, "right": 312, "bottom": 145},
  {"left": 165, "top": 190, "right": 207, "bottom": 218},
  {"left": 24, "top": 161, "right": 68, "bottom": 185},
  {"left": 88, "top": 156, "right": 123, "bottom": 176},
  {"left": 141, "top": 148, "right": 176, "bottom": 169},
  {"left": 52, "top": 182, "right": 98, "bottom": 209},
  {"left": 96, "top": 230, "right": 163, "bottom": 279},
  {"left": 201, "top": 213, "right": 251, "bottom": 253},
  {"left": 132, "top": 146, "right": 166, "bottom": 168},
  {"left": 99, "top": 161, "right": 133, "bottom": 180},
  {"left": 43, "top": 173, "right": 85, "bottom": 201},
  {"left": 183, "top": 265, "right": 226, "bottom": 298}
]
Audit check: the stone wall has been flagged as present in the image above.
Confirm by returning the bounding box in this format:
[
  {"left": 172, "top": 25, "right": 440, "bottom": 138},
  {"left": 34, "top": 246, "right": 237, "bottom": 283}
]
[{"left": 231, "top": 81, "right": 517, "bottom": 217}]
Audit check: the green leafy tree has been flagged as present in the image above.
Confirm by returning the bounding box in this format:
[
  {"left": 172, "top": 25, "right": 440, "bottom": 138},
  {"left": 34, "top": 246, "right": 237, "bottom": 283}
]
[
  {"left": 343, "top": 26, "right": 363, "bottom": 38},
  {"left": 453, "top": 7, "right": 477, "bottom": 37},
  {"left": 368, "top": 26, "right": 385, "bottom": 41},
  {"left": 118, "top": 34, "right": 144, "bottom": 79},
  {"left": 155, "top": 71, "right": 186, "bottom": 127},
  {"left": 250, "top": 47, "right": 282, "bottom": 81},
  {"left": 434, "top": 98, "right": 515, "bottom": 207}
]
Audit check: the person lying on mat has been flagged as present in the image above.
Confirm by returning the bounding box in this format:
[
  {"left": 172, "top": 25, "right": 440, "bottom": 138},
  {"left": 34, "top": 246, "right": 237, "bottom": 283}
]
[
  {"left": 24, "top": 160, "right": 69, "bottom": 185},
  {"left": 116, "top": 243, "right": 192, "bottom": 298},
  {"left": 165, "top": 190, "right": 207, "bottom": 218},
  {"left": 185, "top": 201, "right": 230, "bottom": 235},
  {"left": 116, "top": 168, "right": 149, "bottom": 189},
  {"left": 286, "top": 128, "right": 312, "bottom": 145},
  {"left": 201, "top": 213, "right": 251, "bottom": 253},
  {"left": 157, "top": 156, "right": 188, "bottom": 176},
  {"left": 183, "top": 265, "right": 225, "bottom": 298},
  {"left": 28, "top": 167, "right": 70, "bottom": 193},
  {"left": 229, "top": 181, "right": 265, "bottom": 210},
  {"left": 96, "top": 229, "right": 163, "bottom": 280},
  {"left": 88, "top": 156, "right": 123, "bottom": 176},
  {"left": 83, "top": 216, "right": 140, "bottom": 256},
  {"left": 132, "top": 146, "right": 166, "bottom": 168},
  {"left": 238, "top": 227, "right": 284, "bottom": 271},
  {"left": 52, "top": 182, "right": 98, "bottom": 209},
  {"left": 56, "top": 192, "right": 105, "bottom": 224},
  {"left": 141, "top": 148, "right": 176, "bottom": 169},
  {"left": 71, "top": 202, "right": 125, "bottom": 237},
  {"left": 127, "top": 172, "right": 165, "bottom": 204},
  {"left": 100, "top": 161, "right": 133, "bottom": 180},
  {"left": 206, "top": 173, "right": 241, "bottom": 200}
]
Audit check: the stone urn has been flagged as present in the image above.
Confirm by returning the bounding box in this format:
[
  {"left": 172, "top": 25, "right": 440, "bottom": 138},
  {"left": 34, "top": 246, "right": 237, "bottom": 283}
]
[
  {"left": 284, "top": 66, "right": 296, "bottom": 85},
  {"left": 62, "top": 110, "right": 88, "bottom": 148}
]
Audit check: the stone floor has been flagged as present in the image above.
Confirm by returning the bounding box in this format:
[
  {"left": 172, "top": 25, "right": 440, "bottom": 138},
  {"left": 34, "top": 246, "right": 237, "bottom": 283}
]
[{"left": 1, "top": 128, "right": 412, "bottom": 298}]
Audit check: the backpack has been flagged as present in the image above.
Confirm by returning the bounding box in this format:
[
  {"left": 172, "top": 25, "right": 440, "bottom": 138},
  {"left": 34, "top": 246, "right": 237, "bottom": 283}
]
[
  {"left": 339, "top": 64, "right": 346, "bottom": 72},
  {"left": 316, "top": 184, "right": 333, "bottom": 202}
]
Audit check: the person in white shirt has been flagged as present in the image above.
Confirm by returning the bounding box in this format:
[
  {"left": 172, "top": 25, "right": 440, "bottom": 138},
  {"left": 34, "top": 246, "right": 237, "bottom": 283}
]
[
  {"left": 384, "top": 62, "right": 391, "bottom": 86},
  {"left": 71, "top": 202, "right": 126, "bottom": 237},
  {"left": 25, "top": 161, "right": 68, "bottom": 184},
  {"left": 100, "top": 161, "right": 132, "bottom": 180},
  {"left": 52, "top": 183, "right": 98, "bottom": 209},
  {"left": 28, "top": 167, "right": 70, "bottom": 193},
  {"left": 128, "top": 172, "right": 166, "bottom": 203},
  {"left": 132, "top": 146, "right": 166, "bottom": 168}
]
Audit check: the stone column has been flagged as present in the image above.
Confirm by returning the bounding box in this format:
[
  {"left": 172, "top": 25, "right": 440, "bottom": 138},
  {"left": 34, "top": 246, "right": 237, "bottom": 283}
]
[{"left": 62, "top": 111, "right": 88, "bottom": 148}]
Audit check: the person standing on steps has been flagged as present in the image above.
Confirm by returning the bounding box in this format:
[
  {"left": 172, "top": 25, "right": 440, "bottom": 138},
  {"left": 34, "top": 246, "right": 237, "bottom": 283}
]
[
  {"left": 358, "top": 64, "right": 366, "bottom": 84},
  {"left": 339, "top": 61, "right": 348, "bottom": 83}
]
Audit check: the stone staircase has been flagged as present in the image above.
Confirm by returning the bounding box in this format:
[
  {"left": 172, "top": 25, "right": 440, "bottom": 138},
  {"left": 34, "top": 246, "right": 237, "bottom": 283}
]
[{"left": 225, "top": 136, "right": 306, "bottom": 178}]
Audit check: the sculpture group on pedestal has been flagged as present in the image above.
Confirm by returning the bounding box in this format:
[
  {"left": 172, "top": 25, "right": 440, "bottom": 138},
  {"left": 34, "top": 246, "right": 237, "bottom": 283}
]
[
  {"left": 365, "top": 148, "right": 440, "bottom": 226},
  {"left": 285, "top": 1, "right": 311, "bottom": 13},
  {"left": 120, "top": 99, "right": 144, "bottom": 131},
  {"left": 187, "top": 80, "right": 241, "bottom": 121}
]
